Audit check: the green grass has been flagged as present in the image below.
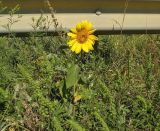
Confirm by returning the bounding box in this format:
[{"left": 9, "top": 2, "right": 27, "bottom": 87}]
[{"left": 0, "top": 34, "right": 160, "bottom": 130}]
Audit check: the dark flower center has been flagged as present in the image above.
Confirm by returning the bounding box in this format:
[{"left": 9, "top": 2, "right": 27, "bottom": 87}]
[{"left": 77, "top": 29, "right": 88, "bottom": 43}]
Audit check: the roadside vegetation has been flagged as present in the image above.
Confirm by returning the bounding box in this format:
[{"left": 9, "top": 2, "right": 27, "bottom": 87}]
[{"left": 0, "top": 1, "right": 160, "bottom": 131}]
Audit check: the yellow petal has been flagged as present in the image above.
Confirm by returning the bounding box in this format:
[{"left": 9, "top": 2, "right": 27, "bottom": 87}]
[
  {"left": 67, "top": 32, "right": 76, "bottom": 38},
  {"left": 68, "top": 39, "right": 76, "bottom": 47},
  {"left": 76, "top": 23, "right": 82, "bottom": 31},
  {"left": 81, "top": 20, "right": 92, "bottom": 30},
  {"left": 81, "top": 20, "right": 88, "bottom": 28},
  {"left": 88, "top": 29, "right": 96, "bottom": 34},
  {"left": 88, "top": 38, "right": 95, "bottom": 45},
  {"left": 71, "top": 43, "right": 78, "bottom": 52},
  {"left": 86, "top": 40, "right": 94, "bottom": 50},
  {"left": 71, "top": 28, "right": 77, "bottom": 33},
  {"left": 82, "top": 43, "right": 89, "bottom": 53},
  {"left": 87, "top": 22, "right": 92, "bottom": 30},
  {"left": 75, "top": 44, "right": 82, "bottom": 54},
  {"left": 89, "top": 35, "right": 98, "bottom": 41}
]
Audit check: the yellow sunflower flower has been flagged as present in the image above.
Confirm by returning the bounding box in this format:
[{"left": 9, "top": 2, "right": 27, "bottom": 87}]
[{"left": 67, "top": 20, "right": 98, "bottom": 54}]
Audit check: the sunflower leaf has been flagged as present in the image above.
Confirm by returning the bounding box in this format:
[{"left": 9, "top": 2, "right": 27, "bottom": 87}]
[{"left": 66, "top": 64, "right": 80, "bottom": 89}]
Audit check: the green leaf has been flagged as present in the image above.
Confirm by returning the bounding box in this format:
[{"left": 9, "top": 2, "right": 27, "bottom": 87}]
[
  {"left": 53, "top": 117, "right": 63, "bottom": 131},
  {"left": 59, "top": 79, "right": 68, "bottom": 101},
  {"left": 93, "top": 112, "right": 110, "bottom": 131},
  {"left": 66, "top": 64, "right": 80, "bottom": 89},
  {"left": 67, "top": 119, "right": 86, "bottom": 131}
]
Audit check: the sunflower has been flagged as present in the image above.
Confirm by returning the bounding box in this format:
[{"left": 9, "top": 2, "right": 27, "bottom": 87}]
[{"left": 67, "top": 20, "right": 98, "bottom": 54}]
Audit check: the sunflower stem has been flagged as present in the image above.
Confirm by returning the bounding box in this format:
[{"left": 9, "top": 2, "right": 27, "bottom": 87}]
[{"left": 80, "top": 52, "right": 85, "bottom": 65}]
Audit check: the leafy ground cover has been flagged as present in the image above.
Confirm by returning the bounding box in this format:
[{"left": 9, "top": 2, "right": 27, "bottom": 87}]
[{"left": 0, "top": 33, "right": 160, "bottom": 130}]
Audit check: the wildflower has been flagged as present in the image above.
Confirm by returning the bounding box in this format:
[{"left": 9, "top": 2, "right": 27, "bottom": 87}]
[
  {"left": 67, "top": 20, "right": 98, "bottom": 54},
  {"left": 73, "top": 92, "right": 81, "bottom": 103}
]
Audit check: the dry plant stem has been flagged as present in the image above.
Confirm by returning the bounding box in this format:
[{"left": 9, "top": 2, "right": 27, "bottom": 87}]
[
  {"left": 45, "top": 0, "right": 58, "bottom": 29},
  {"left": 72, "top": 85, "right": 76, "bottom": 116},
  {"left": 121, "top": 0, "right": 129, "bottom": 34},
  {"left": 45, "top": 0, "right": 64, "bottom": 39},
  {"left": 127, "top": 50, "right": 131, "bottom": 87}
]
